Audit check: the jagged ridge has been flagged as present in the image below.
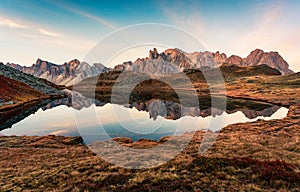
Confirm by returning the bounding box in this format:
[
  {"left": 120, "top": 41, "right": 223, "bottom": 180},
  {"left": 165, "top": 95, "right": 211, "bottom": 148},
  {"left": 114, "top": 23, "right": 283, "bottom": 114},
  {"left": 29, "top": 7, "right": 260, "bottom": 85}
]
[
  {"left": 5, "top": 48, "right": 293, "bottom": 87},
  {"left": 113, "top": 48, "right": 294, "bottom": 75},
  {"left": 7, "top": 59, "right": 110, "bottom": 86}
]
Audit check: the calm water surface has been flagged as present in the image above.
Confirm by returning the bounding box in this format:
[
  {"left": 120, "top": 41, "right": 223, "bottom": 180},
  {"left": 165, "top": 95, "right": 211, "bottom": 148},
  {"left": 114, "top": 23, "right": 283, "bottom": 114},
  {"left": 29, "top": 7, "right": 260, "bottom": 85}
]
[{"left": 0, "top": 93, "right": 289, "bottom": 144}]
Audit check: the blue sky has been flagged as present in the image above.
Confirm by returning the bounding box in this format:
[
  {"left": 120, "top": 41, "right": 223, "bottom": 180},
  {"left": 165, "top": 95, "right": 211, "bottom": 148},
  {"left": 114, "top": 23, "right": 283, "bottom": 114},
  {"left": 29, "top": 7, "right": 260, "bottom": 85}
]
[{"left": 0, "top": 0, "right": 300, "bottom": 71}]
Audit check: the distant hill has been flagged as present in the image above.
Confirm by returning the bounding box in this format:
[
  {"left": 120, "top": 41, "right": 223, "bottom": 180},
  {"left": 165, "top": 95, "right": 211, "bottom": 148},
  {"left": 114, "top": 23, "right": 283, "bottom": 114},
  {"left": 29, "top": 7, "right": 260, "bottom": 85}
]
[{"left": 7, "top": 59, "right": 110, "bottom": 86}]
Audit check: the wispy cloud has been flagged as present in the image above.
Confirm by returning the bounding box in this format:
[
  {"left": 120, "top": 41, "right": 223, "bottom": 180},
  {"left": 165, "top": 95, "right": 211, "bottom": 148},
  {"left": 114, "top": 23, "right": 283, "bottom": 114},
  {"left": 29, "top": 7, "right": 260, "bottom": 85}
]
[
  {"left": 49, "top": 1, "right": 118, "bottom": 30},
  {"left": 0, "top": 15, "right": 62, "bottom": 39},
  {"left": 162, "top": 1, "right": 206, "bottom": 38},
  {"left": 231, "top": 2, "right": 284, "bottom": 53},
  {"left": 0, "top": 14, "right": 93, "bottom": 65},
  {"left": 0, "top": 18, "right": 28, "bottom": 29},
  {"left": 229, "top": 1, "right": 300, "bottom": 72},
  {"left": 69, "top": 7, "right": 118, "bottom": 30},
  {"left": 39, "top": 29, "right": 62, "bottom": 37}
]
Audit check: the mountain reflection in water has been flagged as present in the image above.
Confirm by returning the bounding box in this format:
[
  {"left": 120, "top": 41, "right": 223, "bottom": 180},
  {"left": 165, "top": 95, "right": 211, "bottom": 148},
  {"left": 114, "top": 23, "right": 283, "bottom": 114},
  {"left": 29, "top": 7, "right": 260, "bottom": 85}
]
[{"left": 0, "top": 91, "right": 289, "bottom": 142}]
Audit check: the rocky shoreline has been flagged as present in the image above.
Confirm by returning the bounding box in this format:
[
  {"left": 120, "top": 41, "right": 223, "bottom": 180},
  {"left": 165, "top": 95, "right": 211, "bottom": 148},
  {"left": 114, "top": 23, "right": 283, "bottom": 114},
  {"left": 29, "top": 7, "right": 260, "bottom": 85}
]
[{"left": 0, "top": 94, "right": 66, "bottom": 112}]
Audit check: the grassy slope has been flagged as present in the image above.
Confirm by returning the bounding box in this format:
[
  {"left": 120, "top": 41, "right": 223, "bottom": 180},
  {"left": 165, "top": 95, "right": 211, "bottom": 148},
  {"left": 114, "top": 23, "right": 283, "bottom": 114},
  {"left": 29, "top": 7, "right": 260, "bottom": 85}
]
[
  {"left": 71, "top": 64, "right": 285, "bottom": 107},
  {"left": 0, "top": 76, "right": 49, "bottom": 110},
  {"left": 0, "top": 63, "right": 66, "bottom": 111},
  {"left": 225, "top": 72, "right": 300, "bottom": 106},
  {"left": 0, "top": 63, "right": 63, "bottom": 96}
]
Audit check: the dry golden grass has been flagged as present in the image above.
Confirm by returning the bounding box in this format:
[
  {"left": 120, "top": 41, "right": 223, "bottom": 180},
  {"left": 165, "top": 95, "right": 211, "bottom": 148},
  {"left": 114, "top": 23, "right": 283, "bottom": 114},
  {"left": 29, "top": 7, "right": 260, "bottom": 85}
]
[{"left": 0, "top": 103, "right": 299, "bottom": 191}]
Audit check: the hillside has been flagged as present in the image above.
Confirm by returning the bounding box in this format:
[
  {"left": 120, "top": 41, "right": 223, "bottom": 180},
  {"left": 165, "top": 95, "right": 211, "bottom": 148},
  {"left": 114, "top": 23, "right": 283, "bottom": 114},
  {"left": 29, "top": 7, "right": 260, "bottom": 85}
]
[
  {"left": 0, "top": 63, "right": 65, "bottom": 110},
  {"left": 0, "top": 63, "right": 63, "bottom": 96},
  {"left": 72, "top": 64, "right": 282, "bottom": 104},
  {"left": 0, "top": 76, "right": 49, "bottom": 110}
]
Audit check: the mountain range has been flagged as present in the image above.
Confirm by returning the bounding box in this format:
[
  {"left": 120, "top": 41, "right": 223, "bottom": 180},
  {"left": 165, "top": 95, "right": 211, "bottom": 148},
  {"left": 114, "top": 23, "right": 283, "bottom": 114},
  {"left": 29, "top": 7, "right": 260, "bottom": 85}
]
[
  {"left": 6, "top": 48, "right": 294, "bottom": 86},
  {"left": 7, "top": 59, "right": 110, "bottom": 86},
  {"left": 114, "top": 48, "right": 294, "bottom": 75}
]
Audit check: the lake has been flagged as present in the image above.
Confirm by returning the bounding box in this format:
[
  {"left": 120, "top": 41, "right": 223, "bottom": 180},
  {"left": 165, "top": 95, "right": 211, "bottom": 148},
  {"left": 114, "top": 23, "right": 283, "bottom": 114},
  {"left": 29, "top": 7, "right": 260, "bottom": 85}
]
[{"left": 0, "top": 92, "right": 289, "bottom": 144}]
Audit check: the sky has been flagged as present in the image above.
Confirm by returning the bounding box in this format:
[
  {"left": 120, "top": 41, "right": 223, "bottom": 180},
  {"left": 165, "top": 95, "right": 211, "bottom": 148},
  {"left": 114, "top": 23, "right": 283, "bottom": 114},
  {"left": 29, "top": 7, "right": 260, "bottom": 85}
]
[{"left": 0, "top": 0, "right": 300, "bottom": 71}]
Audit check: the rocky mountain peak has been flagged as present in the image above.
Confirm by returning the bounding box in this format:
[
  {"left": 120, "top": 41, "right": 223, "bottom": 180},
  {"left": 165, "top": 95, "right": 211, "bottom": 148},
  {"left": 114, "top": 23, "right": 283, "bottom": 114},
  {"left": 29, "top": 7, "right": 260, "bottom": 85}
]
[
  {"left": 250, "top": 49, "right": 265, "bottom": 55},
  {"left": 226, "top": 55, "right": 243, "bottom": 66},
  {"left": 149, "top": 48, "right": 159, "bottom": 59},
  {"left": 164, "top": 48, "right": 185, "bottom": 58},
  {"left": 35, "top": 58, "right": 54, "bottom": 66},
  {"left": 243, "top": 49, "right": 265, "bottom": 66},
  {"left": 213, "top": 51, "right": 227, "bottom": 66},
  {"left": 214, "top": 51, "right": 227, "bottom": 58},
  {"left": 242, "top": 49, "right": 293, "bottom": 74},
  {"left": 67, "top": 59, "right": 80, "bottom": 66},
  {"left": 34, "top": 59, "right": 54, "bottom": 71},
  {"left": 35, "top": 58, "right": 43, "bottom": 65}
]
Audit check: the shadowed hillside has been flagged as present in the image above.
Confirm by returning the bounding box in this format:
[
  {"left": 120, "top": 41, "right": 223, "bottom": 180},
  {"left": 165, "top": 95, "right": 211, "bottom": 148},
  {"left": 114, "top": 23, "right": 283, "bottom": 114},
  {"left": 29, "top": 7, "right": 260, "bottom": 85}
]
[
  {"left": 72, "top": 64, "right": 282, "bottom": 105},
  {"left": 0, "top": 63, "right": 66, "bottom": 111}
]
